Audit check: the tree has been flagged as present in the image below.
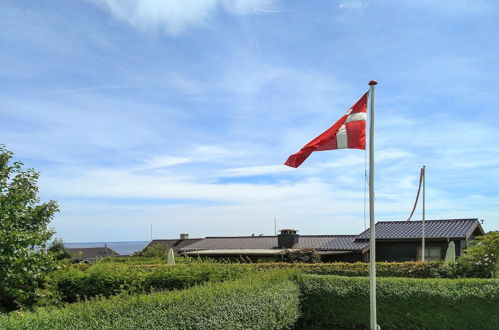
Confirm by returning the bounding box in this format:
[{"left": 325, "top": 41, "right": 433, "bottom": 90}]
[
  {"left": 136, "top": 243, "right": 168, "bottom": 258},
  {"left": 48, "top": 238, "right": 71, "bottom": 261},
  {"left": 0, "top": 146, "right": 59, "bottom": 311}
]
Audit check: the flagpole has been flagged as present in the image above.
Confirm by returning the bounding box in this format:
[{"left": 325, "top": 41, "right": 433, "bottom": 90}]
[
  {"left": 368, "top": 80, "right": 377, "bottom": 330},
  {"left": 422, "top": 165, "right": 426, "bottom": 261}
]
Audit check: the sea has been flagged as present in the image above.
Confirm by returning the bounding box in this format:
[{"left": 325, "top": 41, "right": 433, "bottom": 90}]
[{"left": 64, "top": 241, "right": 150, "bottom": 256}]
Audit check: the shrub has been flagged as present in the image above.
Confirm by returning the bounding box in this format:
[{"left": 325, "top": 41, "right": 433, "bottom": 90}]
[
  {"left": 44, "top": 263, "right": 255, "bottom": 304},
  {"left": 282, "top": 249, "right": 320, "bottom": 263},
  {"left": 297, "top": 274, "right": 499, "bottom": 329},
  {"left": 253, "top": 261, "right": 487, "bottom": 278},
  {"left": 135, "top": 243, "right": 168, "bottom": 258},
  {"left": 457, "top": 231, "right": 498, "bottom": 278},
  {"left": 47, "top": 239, "right": 72, "bottom": 261},
  {"left": 100, "top": 256, "right": 168, "bottom": 264},
  {"left": 0, "top": 273, "right": 300, "bottom": 330}
]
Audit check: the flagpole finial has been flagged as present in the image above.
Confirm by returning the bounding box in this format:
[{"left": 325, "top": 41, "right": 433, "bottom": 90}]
[{"left": 368, "top": 80, "right": 378, "bottom": 86}]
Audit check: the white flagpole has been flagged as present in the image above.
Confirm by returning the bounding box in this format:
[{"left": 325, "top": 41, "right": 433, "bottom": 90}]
[
  {"left": 422, "top": 165, "right": 426, "bottom": 261},
  {"left": 368, "top": 80, "right": 378, "bottom": 330}
]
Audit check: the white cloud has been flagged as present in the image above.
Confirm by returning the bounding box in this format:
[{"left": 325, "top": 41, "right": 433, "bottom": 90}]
[
  {"left": 94, "top": 0, "right": 275, "bottom": 35},
  {"left": 138, "top": 145, "right": 249, "bottom": 170},
  {"left": 405, "top": 0, "right": 497, "bottom": 14},
  {"left": 222, "top": 0, "right": 274, "bottom": 14},
  {"left": 338, "top": 0, "right": 369, "bottom": 11},
  {"left": 219, "top": 164, "right": 292, "bottom": 177},
  {"left": 142, "top": 155, "right": 192, "bottom": 168}
]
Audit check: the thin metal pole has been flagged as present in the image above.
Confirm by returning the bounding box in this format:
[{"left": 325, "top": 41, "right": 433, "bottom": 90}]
[
  {"left": 274, "top": 217, "right": 277, "bottom": 236},
  {"left": 150, "top": 224, "right": 153, "bottom": 241},
  {"left": 368, "top": 80, "right": 378, "bottom": 330},
  {"left": 422, "top": 166, "right": 426, "bottom": 261}
]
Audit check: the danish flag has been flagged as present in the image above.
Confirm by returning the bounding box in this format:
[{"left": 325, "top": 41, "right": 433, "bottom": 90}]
[{"left": 284, "top": 92, "right": 368, "bottom": 168}]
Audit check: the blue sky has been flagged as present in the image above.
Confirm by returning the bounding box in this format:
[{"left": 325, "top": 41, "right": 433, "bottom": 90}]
[{"left": 1, "top": 0, "right": 498, "bottom": 242}]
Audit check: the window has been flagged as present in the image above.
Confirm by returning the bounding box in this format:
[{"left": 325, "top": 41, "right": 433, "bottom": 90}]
[{"left": 416, "top": 247, "right": 442, "bottom": 261}]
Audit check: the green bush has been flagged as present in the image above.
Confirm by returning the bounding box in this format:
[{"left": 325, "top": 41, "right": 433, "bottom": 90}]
[
  {"left": 44, "top": 263, "right": 255, "bottom": 304},
  {"left": 101, "top": 256, "right": 495, "bottom": 278},
  {"left": 134, "top": 243, "right": 168, "bottom": 258},
  {"left": 100, "top": 256, "right": 168, "bottom": 264},
  {"left": 297, "top": 274, "right": 499, "bottom": 329},
  {"left": 0, "top": 273, "right": 300, "bottom": 330},
  {"left": 457, "top": 231, "right": 498, "bottom": 278},
  {"left": 282, "top": 249, "right": 321, "bottom": 263},
  {"left": 253, "top": 261, "right": 488, "bottom": 278}
]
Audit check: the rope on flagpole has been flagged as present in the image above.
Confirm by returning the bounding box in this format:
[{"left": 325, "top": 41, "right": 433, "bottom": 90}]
[{"left": 406, "top": 167, "right": 424, "bottom": 221}]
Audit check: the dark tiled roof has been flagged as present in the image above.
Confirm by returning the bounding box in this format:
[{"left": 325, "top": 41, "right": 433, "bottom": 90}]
[
  {"left": 300, "top": 235, "right": 368, "bottom": 250},
  {"left": 66, "top": 247, "right": 120, "bottom": 260},
  {"left": 145, "top": 239, "right": 202, "bottom": 252},
  {"left": 180, "top": 235, "right": 367, "bottom": 252},
  {"left": 356, "top": 218, "right": 480, "bottom": 240},
  {"left": 181, "top": 236, "right": 276, "bottom": 251}
]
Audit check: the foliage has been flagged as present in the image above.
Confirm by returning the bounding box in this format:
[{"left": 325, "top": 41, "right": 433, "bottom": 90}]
[
  {"left": 47, "top": 238, "right": 71, "bottom": 261},
  {"left": 0, "top": 146, "right": 59, "bottom": 311},
  {"left": 458, "top": 231, "right": 498, "bottom": 278},
  {"left": 0, "top": 273, "right": 300, "bottom": 330},
  {"left": 42, "top": 263, "right": 256, "bottom": 304},
  {"left": 34, "top": 260, "right": 493, "bottom": 309},
  {"left": 297, "top": 274, "right": 499, "bottom": 329},
  {"left": 100, "top": 256, "right": 168, "bottom": 264},
  {"left": 135, "top": 243, "right": 168, "bottom": 258},
  {"left": 253, "top": 261, "right": 484, "bottom": 278},
  {"left": 282, "top": 249, "right": 320, "bottom": 263},
  {"left": 102, "top": 256, "right": 492, "bottom": 278}
]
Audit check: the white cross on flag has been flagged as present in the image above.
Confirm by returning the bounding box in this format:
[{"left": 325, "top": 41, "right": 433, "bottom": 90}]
[{"left": 284, "top": 92, "right": 368, "bottom": 168}]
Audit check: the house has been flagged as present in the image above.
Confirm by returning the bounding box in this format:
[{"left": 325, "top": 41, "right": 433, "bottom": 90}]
[
  {"left": 67, "top": 246, "right": 120, "bottom": 263},
  {"left": 357, "top": 218, "right": 485, "bottom": 262},
  {"left": 144, "top": 234, "right": 203, "bottom": 254},
  {"left": 178, "top": 218, "right": 485, "bottom": 262},
  {"left": 180, "top": 230, "right": 368, "bottom": 262}
]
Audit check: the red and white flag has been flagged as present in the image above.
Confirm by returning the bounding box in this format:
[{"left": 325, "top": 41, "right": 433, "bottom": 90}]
[{"left": 284, "top": 92, "right": 368, "bottom": 168}]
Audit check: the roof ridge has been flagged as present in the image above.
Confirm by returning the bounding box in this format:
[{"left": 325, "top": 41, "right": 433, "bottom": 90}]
[
  {"left": 203, "top": 234, "right": 359, "bottom": 238},
  {"left": 151, "top": 238, "right": 202, "bottom": 241},
  {"left": 301, "top": 235, "right": 357, "bottom": 237},
  {"left": 206, "top": 236, "right": 276, "bottom": 239},
  {"left": 376, "top": 218, "right": 477, "bottom": 224}
]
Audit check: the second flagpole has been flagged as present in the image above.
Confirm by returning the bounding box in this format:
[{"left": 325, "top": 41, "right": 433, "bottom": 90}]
[{"left": 368, "top": 80, "right": 378, "bottom": 330}]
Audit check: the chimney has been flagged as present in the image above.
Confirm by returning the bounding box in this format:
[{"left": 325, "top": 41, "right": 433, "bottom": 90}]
[
  {"left": 180, "top": 233, "right": 189, "bottom": 240},
  {"left": 278, "top": 229, "right": 299, "bottom": 248}
]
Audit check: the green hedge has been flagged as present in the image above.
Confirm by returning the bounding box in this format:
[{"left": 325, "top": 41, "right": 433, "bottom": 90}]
[
  {"left": 253, "top": 261, "right": 492, "bottom": 278},
  {"left": 297, "top": 274, "right": 499, "bottom": 329},
  {"left": 102, "top": 258, "right": 494, "bottom": 278},
  {"left": 133, "top": 261, "right": 488, "bottom": 278},
  {"left": 0, "top": 273, "right": 300, "bottom": 330},
  {"left": 44, "top": 263, "right": 254, "bottom": 304},
  {"left": 37, "top": 261, "right": 493, "bottom": 309}
]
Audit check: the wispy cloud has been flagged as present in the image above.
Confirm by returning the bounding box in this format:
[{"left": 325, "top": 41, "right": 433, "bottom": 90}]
[
  {"left": 93, "top": 0, "right": 275, "bottom": 35},
  {"left": 338, "top": 0, "right": 369, "bottom": 11},
  {"left": 219, "top": 164, "right": 292, "bottom": 177}
]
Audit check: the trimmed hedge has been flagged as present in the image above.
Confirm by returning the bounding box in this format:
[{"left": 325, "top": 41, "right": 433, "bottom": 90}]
[
  {"left": 36, "top": 261, "right": 494, "bottom": 309},
  {"left": 254, "top": 261, "right": 489, "bottom": 278},
  {"left": 133, "top": 261, "right": 488, "bottom": 278},
  {"left": 1, "top": 273, "right": 300, "bottom": 330},
  {"left": 44, "top": 263, "right": 254, "bottom": 304},
  {"left": 297, "top": 274, "right": 499, "bottom": 329}
]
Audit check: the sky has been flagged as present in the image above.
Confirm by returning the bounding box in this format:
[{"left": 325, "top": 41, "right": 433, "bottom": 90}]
[{"left": 1, "top": 0, "right": 498, "bottom": 242}]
